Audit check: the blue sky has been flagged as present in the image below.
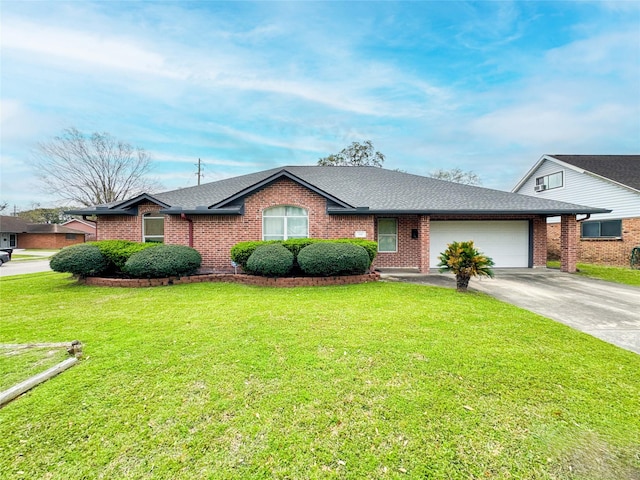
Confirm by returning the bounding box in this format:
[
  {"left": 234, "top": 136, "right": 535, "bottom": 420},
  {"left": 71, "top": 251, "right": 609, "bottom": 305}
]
[{"left": 1, "top": 1, "right": 639, "bottom": 211}]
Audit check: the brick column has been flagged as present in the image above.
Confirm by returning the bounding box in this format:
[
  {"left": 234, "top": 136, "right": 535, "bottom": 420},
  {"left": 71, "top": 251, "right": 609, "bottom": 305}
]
[
  {"left": 532, "top": 216, "right": 548, "bottom": 267},
  {"left": 560, "top": 215, "right": 577, "bottom": 273},
  {"left": 419, "top": 215, "right": 430, "bottom": 273}
]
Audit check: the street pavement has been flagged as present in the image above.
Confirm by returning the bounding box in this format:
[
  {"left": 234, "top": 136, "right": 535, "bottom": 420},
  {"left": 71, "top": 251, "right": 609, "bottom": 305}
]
[{"left": 0, "top": 250, "right": 55, "bottom": 277}]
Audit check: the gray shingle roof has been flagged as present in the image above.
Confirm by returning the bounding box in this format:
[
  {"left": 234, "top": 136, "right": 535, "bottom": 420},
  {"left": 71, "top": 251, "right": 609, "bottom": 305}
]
[
  {"left": 549, "top": 155, "right": 640, "bottom": 191},
  {"left": 0, "top": 216, "right": 29, "bottom": 233},
  {"left": 70, "top": 166, "right": 611, "bottom": 216},
  {"left": 0, "top": 215, "right": 85, "bottom": 234}
]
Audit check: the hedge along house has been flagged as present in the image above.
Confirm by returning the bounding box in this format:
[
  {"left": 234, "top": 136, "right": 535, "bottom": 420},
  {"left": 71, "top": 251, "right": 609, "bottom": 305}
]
[{"left": 67, "top": 166, "right": 609, "bottom": 274}]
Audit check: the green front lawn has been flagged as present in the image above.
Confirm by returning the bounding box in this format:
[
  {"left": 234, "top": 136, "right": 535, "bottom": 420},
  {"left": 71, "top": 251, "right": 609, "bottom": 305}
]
[
  {"left": 1, "top": 273, "right": 638, "bottom": 479},
  {"left": 548, "top": 261, "right": 640, "bottom": 286},
  {"left": 0, "top": 345, "right": 70, "bottom": 391}
]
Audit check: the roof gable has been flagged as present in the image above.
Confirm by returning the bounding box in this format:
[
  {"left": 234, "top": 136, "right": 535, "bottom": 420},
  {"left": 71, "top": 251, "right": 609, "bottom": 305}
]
[
  {"left": 211, "top": 169, "right": 354, "bottom": 210},
  {"left": 67, "top": 193, "right": 170, "bottom": 216},
  {"left": 514, "top": 155, "right": 640, "bottom": 193}
]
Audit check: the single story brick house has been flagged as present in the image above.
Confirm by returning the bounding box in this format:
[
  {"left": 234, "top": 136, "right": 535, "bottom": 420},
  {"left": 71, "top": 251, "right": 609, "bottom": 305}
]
[
  {"left": 513, "top": 155, "right": 640, "bottom": 266},
  {"left": 0, "top": 215, "right": 87, "bottom": 250},
  {"left": 68, "top": 166, "right": 609, "bottom": 273},
  {"left": 61, "top": 218, "right": 97, "bottom": 241}
]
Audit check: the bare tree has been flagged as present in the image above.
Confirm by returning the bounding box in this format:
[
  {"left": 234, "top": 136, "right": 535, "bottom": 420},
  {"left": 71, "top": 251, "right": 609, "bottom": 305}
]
[
  {"left": 0, "top": 201, "right": 7, "bottom": 212},
  {"left": 34, "top": 127, "right": 162, "bottom": 206},
  {"left": 318, "top": 140, "right": 385, "bottom": 167},
  {"left": 429, "top": 168, "right": 482, "bottom": 186}
]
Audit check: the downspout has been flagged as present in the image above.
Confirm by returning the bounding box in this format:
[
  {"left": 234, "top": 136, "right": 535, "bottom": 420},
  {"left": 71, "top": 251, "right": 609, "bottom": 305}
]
[
  {"left": 576, "top": 214, "right": 591, "bottom": 223},
  {"left": 180, "top": 213, "right": 194, "bottom": 247}
]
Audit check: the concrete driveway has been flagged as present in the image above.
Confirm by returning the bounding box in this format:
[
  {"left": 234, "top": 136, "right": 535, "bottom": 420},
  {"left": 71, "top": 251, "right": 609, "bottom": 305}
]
[{"left": 381, "top": 269, "right": 640, "bottom": 355}]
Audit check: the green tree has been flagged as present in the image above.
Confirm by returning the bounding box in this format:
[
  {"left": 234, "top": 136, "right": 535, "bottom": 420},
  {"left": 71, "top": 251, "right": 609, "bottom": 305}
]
[
  {"left": 429, "top": 168, "right": 481, "bottom": 185},
  {"left": 318, "top": 140, "right": 385, "bottom": 167},
  {"left": 17, "top": 206, "right": 72, "bottom": 224},
  {"left": 437, "top": 240, "right": 494, "bottom": 292}
]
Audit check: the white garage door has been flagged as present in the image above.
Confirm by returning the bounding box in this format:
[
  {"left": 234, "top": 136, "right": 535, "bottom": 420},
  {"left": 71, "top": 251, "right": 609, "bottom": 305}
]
[{"left": 430, "top": 221, "right": 530, "bottom": 268}]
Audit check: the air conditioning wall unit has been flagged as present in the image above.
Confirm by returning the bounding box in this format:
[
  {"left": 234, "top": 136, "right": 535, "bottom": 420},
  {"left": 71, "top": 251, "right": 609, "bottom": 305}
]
[{"left": 534, "top": 184, "right": 547, "bottom": 192}]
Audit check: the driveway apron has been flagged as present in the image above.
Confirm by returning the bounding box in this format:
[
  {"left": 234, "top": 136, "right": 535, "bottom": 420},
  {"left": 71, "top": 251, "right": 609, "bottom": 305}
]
[{"left": 382, "top": 269, "right": 640, "bottom": 355}]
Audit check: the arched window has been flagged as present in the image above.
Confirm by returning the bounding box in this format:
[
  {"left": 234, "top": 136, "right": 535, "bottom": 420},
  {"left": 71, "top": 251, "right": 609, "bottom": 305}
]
[
  {"left": 263, "top": 206, "right": 308, "bottom": 241},
  {"left": 143, "top": 213, "right": 164, "bottom": 243}
]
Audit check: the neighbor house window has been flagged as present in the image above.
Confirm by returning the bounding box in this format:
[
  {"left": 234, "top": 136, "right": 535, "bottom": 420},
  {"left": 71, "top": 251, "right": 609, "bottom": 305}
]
[
  {"left": 581, "top": 219, "right": 622, "bottom": 239},
  {"left": 378, "top": 218, "right": 398, "bottom": 252},
  {"left": 535, "top": 171, "right": 563, "bottom": 191},
  {"left": 143, "top": 213, "right": 164, "bottom": 243},
  {"left": 263, "top": 206, "right": 308, "bottom": 241},
  {"left": 65, "top": 234, "right": 77, "bottom": 240}
]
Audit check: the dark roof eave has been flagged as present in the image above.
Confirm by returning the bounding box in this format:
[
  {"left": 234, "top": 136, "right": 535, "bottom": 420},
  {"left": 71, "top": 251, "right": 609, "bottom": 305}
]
[
  {"left": 327, "top": 207, "right": 611, "bottom": 216},
  {"left": 159, "top": 206, "right": 244, "bottom": 215},
  {"left": 65, "top": 209, "right": 138, "bottom": 216}
]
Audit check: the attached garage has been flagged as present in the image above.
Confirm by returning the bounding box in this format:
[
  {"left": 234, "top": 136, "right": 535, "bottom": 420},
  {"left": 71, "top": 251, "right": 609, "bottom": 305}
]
[{"left": 430, "top": 220, "right": 530, "bottom": 268}]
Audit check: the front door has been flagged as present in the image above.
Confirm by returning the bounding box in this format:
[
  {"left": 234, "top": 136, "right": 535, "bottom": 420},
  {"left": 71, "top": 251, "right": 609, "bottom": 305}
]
[{"left": 0, "top": 234, "right": 17, "bottom": 248}]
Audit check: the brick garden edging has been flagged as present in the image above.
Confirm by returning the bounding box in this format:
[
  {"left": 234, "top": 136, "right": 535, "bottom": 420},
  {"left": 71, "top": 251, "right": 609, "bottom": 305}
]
[{"left": 79, "top": 272, "right": 380, "bottom": 288}]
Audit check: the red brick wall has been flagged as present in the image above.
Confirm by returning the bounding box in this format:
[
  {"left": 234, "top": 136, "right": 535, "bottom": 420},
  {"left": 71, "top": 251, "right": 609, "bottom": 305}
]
[
  {"left": 97, "top": 203, "right": 161, "bottom": 242},
  {"left": 532, "top": 217, "right": 547, "bottom": 267},
  {"left": 548, "top": 217, "right": 640, "bottom": 266},
  {"left": 98, "top": 181, "right": 374, "bottom": 271},
  {"left": 18, "top": 233, "right": 85, "bottom": 249},
  {"left": 374, "top": 215, "right": 423, "bottom": 269},
  {"left": 419, "top": 215, "right": 430, "bottom": 272},
  {"left": 560, "top": 215, "right": 578, "bottom": 273},
  {"left": 96, "top": 183, "right": 553, "bottom": 272}
]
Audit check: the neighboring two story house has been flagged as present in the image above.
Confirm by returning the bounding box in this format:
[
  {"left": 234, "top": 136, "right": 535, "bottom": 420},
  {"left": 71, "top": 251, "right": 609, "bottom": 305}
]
[
  {"left": 512, "top": 155, "right": 640, "bottom": 266},
  {"left": 68, "top": 165, "right": 607, "bottom": 273}
]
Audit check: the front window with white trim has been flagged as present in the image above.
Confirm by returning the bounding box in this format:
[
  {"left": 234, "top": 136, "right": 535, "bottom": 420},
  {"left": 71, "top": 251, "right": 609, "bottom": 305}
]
[
  {"left": 377, "top": 218, "right": 398, "bottom": 252},
  {"left": 263, "top": 206, "right": 308, "bottom": 241},
  {"left": 143, "top": 213, "right": 164, "bottom": 243}
]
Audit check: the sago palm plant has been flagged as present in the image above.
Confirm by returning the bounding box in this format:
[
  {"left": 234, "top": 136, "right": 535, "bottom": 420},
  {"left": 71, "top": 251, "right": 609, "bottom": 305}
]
[{"left": 437, "top": 240, "right": 495, "bottom": 292}]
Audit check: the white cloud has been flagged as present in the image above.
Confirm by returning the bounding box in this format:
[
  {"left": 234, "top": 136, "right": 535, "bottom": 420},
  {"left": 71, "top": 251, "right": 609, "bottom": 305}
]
[{"left": 2, "top": 18, "right": 186, "bottom": 80}]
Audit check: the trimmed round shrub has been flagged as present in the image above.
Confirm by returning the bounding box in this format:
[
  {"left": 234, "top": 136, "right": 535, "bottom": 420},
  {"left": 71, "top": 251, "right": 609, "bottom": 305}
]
[
  {"left": 50, "top": 243, "right": 109, "bottom": 277},
  {"left": 123, "top": 245, "right": 202, "bottom": 278},
  {"left": 230, "top": 241, "right": 269, "bottom": 269},
  {"left": 246, "top": 244, "right": 294, "bottom": 277},
  {"left": 281, "top": 238, "right": 318, "bottom": 258},
  {"left": 94, "top": 240, "right": 160, "bottom": 271},
  {"left": 334, "top": 239, "right": 377, "bottom": 266},
  {"left": 298, "top": 243, "right": 370, "bottom": 276}
]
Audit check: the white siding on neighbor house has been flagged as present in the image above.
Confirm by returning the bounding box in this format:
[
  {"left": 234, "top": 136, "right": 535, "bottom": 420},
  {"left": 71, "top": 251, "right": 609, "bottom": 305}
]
[{"left": 514, "top": 159, "right": 640, "bottom": 222}]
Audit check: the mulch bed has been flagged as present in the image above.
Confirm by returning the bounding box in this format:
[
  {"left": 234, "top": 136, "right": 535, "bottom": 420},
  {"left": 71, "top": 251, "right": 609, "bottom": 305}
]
[{"left": 79, "top": 272, "right": 380, "bottom": 288}]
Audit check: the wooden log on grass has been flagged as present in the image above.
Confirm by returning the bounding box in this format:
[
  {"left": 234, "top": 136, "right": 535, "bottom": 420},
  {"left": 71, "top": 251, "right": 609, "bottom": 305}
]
[
  {"left": 0, "top": 342, "right": 75, "bottom": 350},
  {"left": 0, "top": 357, "right": 78, "bottom": 408}
]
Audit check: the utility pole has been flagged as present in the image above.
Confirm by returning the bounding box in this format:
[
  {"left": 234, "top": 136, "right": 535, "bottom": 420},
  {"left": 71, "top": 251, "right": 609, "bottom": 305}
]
[{"left": 195, "top": 158, "right": 204, "bottom": 186}]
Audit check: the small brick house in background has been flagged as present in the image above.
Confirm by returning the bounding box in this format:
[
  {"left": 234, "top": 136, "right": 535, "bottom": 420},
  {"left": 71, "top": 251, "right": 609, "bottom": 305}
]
[
  {"left": 513, "top": 155, "right": 640, "bottom": 267},
  {"left": 68, "top": 166, "right": 607, "bottom": 273},
  {"left": 0, "top": 215, "right": 87, "bottom": 250},
  {"left": 61, "top": 218, "right": 97, "bottom": 241}
]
